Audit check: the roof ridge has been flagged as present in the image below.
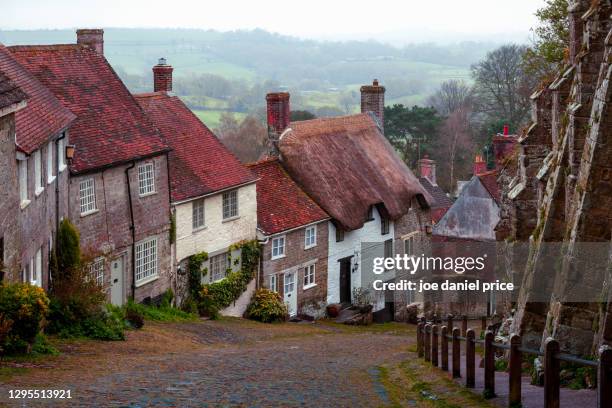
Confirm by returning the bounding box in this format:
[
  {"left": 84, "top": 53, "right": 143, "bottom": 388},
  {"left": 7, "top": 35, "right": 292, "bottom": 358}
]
[
  {"left": 245, "top": 157, "right": 279, "bottom": 167},
  {"left": 8, "top": 44, "right": 83, "bottom": 51}
]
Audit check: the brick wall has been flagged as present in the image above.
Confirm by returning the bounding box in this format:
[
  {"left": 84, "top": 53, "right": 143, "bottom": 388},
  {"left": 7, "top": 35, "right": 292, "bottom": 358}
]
[
  {"left": 69, "top": 154, "right": 172, "bottom": 304},
  {"left": 261, "top": 221, "right": 328, "bottom": 317},
  {"left": 0, "top": 113, "right": 21, "bottom": 282}
]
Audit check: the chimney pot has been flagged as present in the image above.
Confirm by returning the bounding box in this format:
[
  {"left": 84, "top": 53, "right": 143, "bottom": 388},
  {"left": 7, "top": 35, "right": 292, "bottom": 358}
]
[
  {"left": 473, "top": 154, "right": 487, "bottom": 175},
  {"left": 76, "top": 29, "right": 104, "bottom": 55},
  {"left": 360, "top": 79, "right": 386, "bottom": 134},
  {"left": 153, "top": 58, "right": 173, "bottom": 93},
  {"left": 265, "top": 92, "right": 291, "bottom": 157},
  {"left": 418, "top": 156, "right": 436, "bottom": 185},
  {"left": 503, "top": 124, "right": 509, "bottom": 136}
]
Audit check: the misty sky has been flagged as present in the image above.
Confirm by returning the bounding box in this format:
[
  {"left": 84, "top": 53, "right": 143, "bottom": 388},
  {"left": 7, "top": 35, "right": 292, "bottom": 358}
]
[{"left": 3, "top": 0, "right": 543, "bottom": 43}]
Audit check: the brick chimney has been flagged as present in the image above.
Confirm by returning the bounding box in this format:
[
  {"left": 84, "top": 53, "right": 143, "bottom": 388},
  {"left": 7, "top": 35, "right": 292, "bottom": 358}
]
[
  {"left": 473, "top": 154, "right": 487, "bottom": 175},
  {"left": 76, "top": 29, "right": 104, "bottom": 55},
  {"left": 153, "top": 58, "right": 173, "bottom": 93},
  {"left": 360, "top": 79, "right": 385, "bottom": 133},
  {"left": 266, "top": 92, "right": 290, "bottom": 157},
  {"left": 418, "top": 155, "right": 437, "bottom": 185},
  {"left": 492, "top": 125, "right": 518, "bottom": 169}
]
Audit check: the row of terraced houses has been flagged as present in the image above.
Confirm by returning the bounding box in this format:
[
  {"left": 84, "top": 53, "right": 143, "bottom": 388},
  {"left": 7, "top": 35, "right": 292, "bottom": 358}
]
[{"left": 0, "top": 29, "right": 447, "bottom": 319}]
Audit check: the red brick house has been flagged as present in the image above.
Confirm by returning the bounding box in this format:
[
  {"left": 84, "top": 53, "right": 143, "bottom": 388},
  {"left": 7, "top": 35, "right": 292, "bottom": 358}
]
[
  {"left": 9, "top": 30, "right": 173, "bottom": 305},
  {"left": 264, "top": 81, "right": 433, "bottom": 320},
  {"left": 0, "top": 44, "right": 75, "bottom": 289},
  {"left": 248, "top": 158, "right": 329, "bottom": 318},
  {"left": 135, "top": 60, "right": 258, "bottom": 306},
  {"left": 0, "top": 68, "right": 28, "bottom": 283}
]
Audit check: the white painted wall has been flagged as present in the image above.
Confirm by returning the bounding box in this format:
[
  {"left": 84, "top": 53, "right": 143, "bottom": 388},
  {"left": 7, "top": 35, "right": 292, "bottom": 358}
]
[
  {"left": 174, "top": 183, "right": 257, "bottom": 265},
  {"left": 327, "top": 207, "right": 394, "bottom": 311}
]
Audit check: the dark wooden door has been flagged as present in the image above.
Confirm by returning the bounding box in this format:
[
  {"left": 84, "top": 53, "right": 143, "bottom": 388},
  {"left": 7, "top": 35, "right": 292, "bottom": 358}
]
[{"left": 339, "top": 257, "right": 351, "bottom": 304}]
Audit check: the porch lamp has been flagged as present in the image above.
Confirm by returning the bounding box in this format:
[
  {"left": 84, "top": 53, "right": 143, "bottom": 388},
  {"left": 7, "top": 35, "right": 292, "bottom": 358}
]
[
  {"left": 65, "top": 144, "right": 76, "bottom": 164},
  {"left": 425, "top": 224, "right": 433, "bottom": 235}
]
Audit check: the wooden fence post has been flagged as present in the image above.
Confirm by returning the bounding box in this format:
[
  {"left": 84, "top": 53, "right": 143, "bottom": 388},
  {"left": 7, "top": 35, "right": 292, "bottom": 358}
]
[
  {"left": 484, "top": 330, "right": 495, "bottom": 398},
  {"left": 417, "top": 322, "right": 424, "bottom": 358},
  {"left": 462, "top": 315, "right": 468, "bottom": 336},
  {"left": 466, "top": 329, "right": 475, "bottom": 388},
  {"left": 432, "top": 325, "right": 439, "bottom": 367},
  {"left": 424, "top": 323, "right": 431, "bottom": 362},
  {"left": 447, "top": 314, "right": 454, "bottom": 332},
  {"left": 598, "top": 346, "right": 612, "bottom": 408},
  {"left": 508, "top": 334, "right": 522, "bottom": 408},
  {"left": 481, "top": 316, "right": 487, "bottom": 332},
  {"left": 544, "top": 337, "right": 560, "bottom": 408},
  {"left": 452, "top": 327, "right": 461, "bottom": 378},
  {"left": 441, "top": 326, "right": 448, "bottom": 371}
]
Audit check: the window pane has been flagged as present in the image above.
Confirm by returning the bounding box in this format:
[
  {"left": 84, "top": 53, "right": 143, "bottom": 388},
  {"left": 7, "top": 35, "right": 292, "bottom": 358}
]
[
  {"left": 135, "top": 238, "right": 158, "bottom": 282},
  {"left": 192, "top": 199, "right": 205, "bottom": 229},
  {"left": 138, "top": 163, "right": 155, "bottom": 196},
  {"left": 211, "top": 253, "right": 228, "bottom": 282},
  {"left": 222, "top": 190, "right": 238, "bottom": 219},
  {"left": 79, "top": 178, "right": 96, "bottom": 214}
]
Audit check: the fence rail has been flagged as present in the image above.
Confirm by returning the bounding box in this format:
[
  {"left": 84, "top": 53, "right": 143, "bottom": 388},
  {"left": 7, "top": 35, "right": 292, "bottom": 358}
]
[{"left": 415, "top": 316, "right": 612, "bottom": 408}]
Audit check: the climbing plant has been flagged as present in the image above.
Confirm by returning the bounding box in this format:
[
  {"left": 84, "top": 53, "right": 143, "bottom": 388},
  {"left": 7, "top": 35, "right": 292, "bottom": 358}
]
[{"left": 187, "top": 252, "right": 208, "bottom": 298}]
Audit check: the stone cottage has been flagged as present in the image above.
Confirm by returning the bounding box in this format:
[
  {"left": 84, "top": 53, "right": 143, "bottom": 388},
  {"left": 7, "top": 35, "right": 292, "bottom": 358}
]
[
  {"left": 265, "top": 81, "right": 433, "bottom": 320},
  {"left": 0, "top": 44, "right": 75, "bottom": 289},
  {"left": 135, "top": 59, "right": 258, "bottom": 305},
  {"left": 9, "top": 30, "right": 173, "bottom": 305},
  {"left": 248, "top": 158, "right": 330, "bottom": 318},
  {"left": 0, "top": 68, "right": 27, "bottom": 283}
]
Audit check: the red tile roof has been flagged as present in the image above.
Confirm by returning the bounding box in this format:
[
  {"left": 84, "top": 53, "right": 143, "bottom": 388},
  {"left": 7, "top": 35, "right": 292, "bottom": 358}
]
[
  {"left": 477, "top": 170, "right": 501, "bottom": 203},
  {"left": 279, "top": 113, "right": 432, "bottom": 231},
  {"left": 419, "top": 177, "right": 453, "bottom": 223},
  {"left": 8, "top": 45, "right": 168, "bottom": 172},
  {"left": 0, "top": 45, "right": 75, "bottom": 153},
  {"left": 0, "top": 68, "right": 27, "bottom": 112},
  {"left": 248, "top": 158, "right": 328, "bottom": 235},
  {"left": 135, "top": 92, "right": 256, "bottom": 202}
]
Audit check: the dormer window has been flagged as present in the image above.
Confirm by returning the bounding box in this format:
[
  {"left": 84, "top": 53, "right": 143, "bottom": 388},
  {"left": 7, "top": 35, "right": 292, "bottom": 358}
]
[
  {"left": 381, "top": 217, "right": 390, "bottom": 235},
  {"left": 336, "top": 227, "right": 344, "bottom": 242},
  {"left": 34, "top": 150, "right": 43, "bottom": 196},
  {"left": 366, "top": 206, "right": 374, "bottom": 221}
]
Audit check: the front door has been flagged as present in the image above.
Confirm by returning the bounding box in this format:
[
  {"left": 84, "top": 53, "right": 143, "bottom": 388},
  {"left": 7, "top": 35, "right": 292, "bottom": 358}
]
[
  {"left": 110, "top": 256, "right": 125, "bottom": 306},
  {"left": 339, "top": 257, "right": 352, "bottom": 304},
  {"left": 284, "top": 272, "right": 297, "bottom": 316}
]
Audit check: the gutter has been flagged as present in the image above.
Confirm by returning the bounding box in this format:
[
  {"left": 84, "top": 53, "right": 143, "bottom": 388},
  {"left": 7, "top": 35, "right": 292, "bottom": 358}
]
[{"left": 125, "top": 161, "right": 137, "bottom": 300}]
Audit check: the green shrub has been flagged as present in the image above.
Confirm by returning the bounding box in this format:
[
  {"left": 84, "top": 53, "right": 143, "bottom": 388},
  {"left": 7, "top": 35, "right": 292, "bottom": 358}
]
[
  {"left": 56, "top": 219, "right": 81, "bottom": 278},
  {"left": 31, "top": 333, "right": 59, "bottom": 356},
  {"left": 161, "top": 289, "right": 174, "bottom": 308},
  {"left": 188, "top": 252, "right": 208, "bottom": 298},
  {"left": 124, "top": 300, "right": 145, "bottom": 329},
  {"left": 245, "top": 289, "right": 288, "bottom": 323},
  {"left": 124, "top": 300, "right": 197, "bottom": 323},
  {"left": 0, "top": 283, "right": 50, "bottom": 355}
]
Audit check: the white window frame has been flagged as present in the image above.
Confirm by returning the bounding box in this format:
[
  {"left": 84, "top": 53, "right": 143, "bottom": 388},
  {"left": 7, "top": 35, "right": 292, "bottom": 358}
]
[
  {"left": 138, "top": 162, "right": 156, "bottom": 197},
  {"left": 222, "top": 189, "right": 238, "bottom": 220},
  {"left": 89, "top": 258, "right": 105, "bottom": 286},
  {"left": 79, "top": 178, "right": 97, "bottom": 215},
  {"left": 269, "top": 274, "right": 278, "bottom": 292},
  {"left": 47, "top": 142, "right": 55, "bottom": 184},
  {"left": 192, "top": 198, "right": 205, "bottom": 231},
  {"left": 303, "top": 264, "right": 316, "bottom": 289},
  {"left": 271, "top": 236, "right": 286, "bottom": 260},
  {"left": 135, "top": 237, "right": 158, "bottom": 284},
  {"left": 34, "top": 150, "right": 43, "bottom": 196},
  {"left": 57, "top": 137, "right": 67, "bottom": 172},
  {"left": 18, "top": 157, "right": 29, "bottom": 208},
  {"left": 33, "top": 249, "right": 42, "bottom": 287},
  {"left": 304, "top": 226, "right": 317, "bottom": 249},
  {"left": 404, "top": 234, "right": 417, "bottom": 258},
  {"left": 210, "top": 252, "right": 228, "bottom": 282}
]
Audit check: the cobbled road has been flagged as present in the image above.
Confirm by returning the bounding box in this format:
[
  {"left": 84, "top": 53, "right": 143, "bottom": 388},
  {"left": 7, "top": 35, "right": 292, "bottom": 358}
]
[{"left": 0, "top": 319, "right": 415, "bottom": 407}]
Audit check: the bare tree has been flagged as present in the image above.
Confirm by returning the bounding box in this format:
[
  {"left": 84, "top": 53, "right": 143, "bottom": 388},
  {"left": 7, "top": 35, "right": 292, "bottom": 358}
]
[
  {"left": 437, "top": 105, "right": 475, "bottom": 191},
  {"left": 215, "top": 114, "right": 268, "bottom": 163},
  {"left": 427, "top": 80, "right": 473, "bottom": 116},
  {"left": 471, "top": 44, "right": 534, "bottom": 128}
]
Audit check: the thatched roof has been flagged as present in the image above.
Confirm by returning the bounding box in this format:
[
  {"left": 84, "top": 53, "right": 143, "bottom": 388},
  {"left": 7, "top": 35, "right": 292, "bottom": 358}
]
[{"left": 279, "top": 113, "right": 431, "bottom": 231}]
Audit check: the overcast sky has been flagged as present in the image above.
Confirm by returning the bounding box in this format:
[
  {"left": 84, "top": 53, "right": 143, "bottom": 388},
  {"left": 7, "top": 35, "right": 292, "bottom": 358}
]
[{"left": 2, "top": 0, "right": 543, "bottom": 43}]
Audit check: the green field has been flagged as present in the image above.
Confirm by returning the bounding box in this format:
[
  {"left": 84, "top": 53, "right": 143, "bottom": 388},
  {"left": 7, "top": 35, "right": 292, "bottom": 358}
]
[{"left": 192, "top": 110, "right": 247, "bottom": 129}]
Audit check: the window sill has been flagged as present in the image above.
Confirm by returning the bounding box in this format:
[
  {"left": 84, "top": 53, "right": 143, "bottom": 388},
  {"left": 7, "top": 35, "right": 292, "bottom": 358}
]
[
  {"left": 192, "top": 225, "right": 208, "bottom": 234},
  {"left": 271, "top": 254, "right": 286, "bottom": 261},
  {"left": 135, "top": 275, "right": 159, "bottom": 288},
  {"left": 59, "top": 164, "right": 67, "bottom": 173},
  {"left": 304, "top": 244, "right": 316, "bottom": 250},
  {"left": 80, "top": 209, "right": 99, "bottom": 217},
  {"left": 139, "top": 191, "right": 157, "bottom": 198},
  {"left": 47, "top": 176, "right": 56, "bottom": 185},
  {"left": 222, "top": 215, "right": 240, "bottom": 223},
  {"left": 35, "top": 187, "right": 44, "bottom": 197},
  {"left": 303, "top": 283, "right": 317, "bottom": 290},
  {"left": 20, "top": 200, "right": 31, "bottom": 210}
]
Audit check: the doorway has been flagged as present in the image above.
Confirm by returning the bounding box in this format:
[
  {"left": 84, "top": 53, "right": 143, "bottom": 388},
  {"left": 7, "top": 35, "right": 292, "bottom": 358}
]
[
  {"left": 110, "top": 256, "right": 125, "bottom": 306},
  {"left": 284, "top": 271, "right": 297, "bottom": 316},
  {"left": 339, "top": 257, "right": 353, "bottom": 304}
]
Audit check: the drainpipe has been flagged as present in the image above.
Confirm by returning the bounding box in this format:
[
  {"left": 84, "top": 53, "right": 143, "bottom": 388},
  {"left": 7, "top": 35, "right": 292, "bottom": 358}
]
[{"left": 125, "top": 161, "right": 136, "bottom": 300}]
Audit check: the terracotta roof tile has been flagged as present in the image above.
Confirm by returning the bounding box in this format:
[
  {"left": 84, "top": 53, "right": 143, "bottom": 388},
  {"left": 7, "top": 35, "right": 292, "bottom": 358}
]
[
  {"left": 0, "top": 68, "right": 27, "bottom": 112},
  {"left": 477, "top": 170, "right": 501, "bottom": 203},
  {"left": 279, "top": 113, "right": 432, "bottom": 231},
  {"left": 0, "top": 45, "right": 75, "bottom": 153},
  {"left": 247, "top": 158, "right": 329, "bottom": 235},
  {"left": 135, "top": 92, "right": 256, "bottom": 202},
  {"left": 8, "top": 44, "right": 167, "bottom": 172}
]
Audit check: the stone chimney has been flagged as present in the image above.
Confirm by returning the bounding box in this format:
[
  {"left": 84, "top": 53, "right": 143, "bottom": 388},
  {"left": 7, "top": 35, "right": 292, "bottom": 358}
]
[
  {"left": 473, "top": 154, "right": 487, "bottom": 175},
  {"left": 492, "top": 125, "right": 518, "bottom": 169},
  {"left": 76, "top": 29, "right": 104, "bottom": 55},
  {"left": 418, "top": 155, "right": 437, "bottom": 185},
  {"left": 265, "top": 92, "right": 290, "bottom": 157},
  {"left": 360, "top": 79, "right": 385, "bottom": 133},
  {"left": 153, "top": 58, "right": 173, "bottom": 93}
]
